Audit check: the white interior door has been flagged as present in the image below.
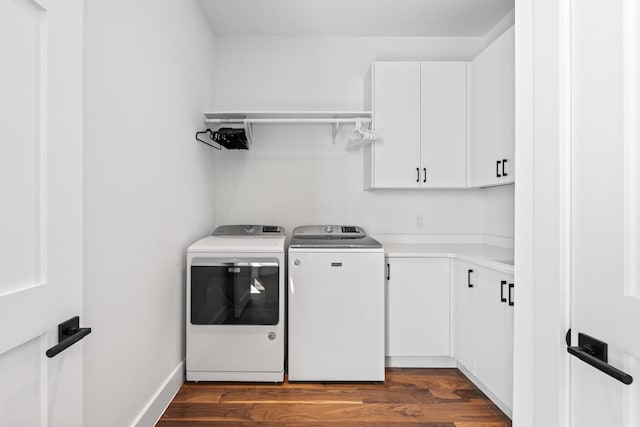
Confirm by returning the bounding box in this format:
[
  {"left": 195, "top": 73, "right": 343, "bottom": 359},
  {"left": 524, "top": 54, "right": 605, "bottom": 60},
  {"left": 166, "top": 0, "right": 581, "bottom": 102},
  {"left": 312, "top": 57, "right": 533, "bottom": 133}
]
[
  {"left": 0, "top": 0, "right": 84, "bottom": 425},
  {"left": 569, "top": 0, "right": 640, "bottom": 425}
]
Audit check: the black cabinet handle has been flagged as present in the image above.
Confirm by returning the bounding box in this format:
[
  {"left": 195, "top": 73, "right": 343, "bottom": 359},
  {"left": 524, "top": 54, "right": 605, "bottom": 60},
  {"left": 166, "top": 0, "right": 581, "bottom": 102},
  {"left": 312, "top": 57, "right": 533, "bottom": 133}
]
[
  {"left": 46, "top": 316, "right": 92, "bottom": 358},
  {"left": 467, "top": 269, "right": 474, "bottom": 288},
  {"left": 386, "top": 263, "right": 390, "bottom": 280},
  {"left": 416, "top": 167, "right": 420, "bottom": 182},
  {"left": 496, "top": 160, "right": 502, "bottom": 178},
  {"left": 508, "top": 283, "right": 514, "bottom": 306},
  {"left": 502, "top": 159, "right": 508, "bottom": 177},
  {"left": 423, "top": 168, "right": 426, "bottom": 183},
  {"left": 500, "top": 280, "right": 507, "bottom": 302},
  {"left": 567, "top": 332, "right": 633, "bottom": 385}
]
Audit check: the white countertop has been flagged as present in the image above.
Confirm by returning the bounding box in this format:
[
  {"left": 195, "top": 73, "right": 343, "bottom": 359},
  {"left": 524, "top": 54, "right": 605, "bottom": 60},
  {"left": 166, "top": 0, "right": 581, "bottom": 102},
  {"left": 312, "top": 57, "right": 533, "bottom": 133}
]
[{"left": 381, "top": 243, "right": 514, "bottom": 274}]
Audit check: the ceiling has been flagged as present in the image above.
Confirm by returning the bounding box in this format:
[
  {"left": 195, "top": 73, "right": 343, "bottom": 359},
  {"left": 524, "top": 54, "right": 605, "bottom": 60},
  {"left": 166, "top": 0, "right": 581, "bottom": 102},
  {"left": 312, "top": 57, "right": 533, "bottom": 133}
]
[{"left": 199, "top": 0, "right": 514, "bottom": 37}]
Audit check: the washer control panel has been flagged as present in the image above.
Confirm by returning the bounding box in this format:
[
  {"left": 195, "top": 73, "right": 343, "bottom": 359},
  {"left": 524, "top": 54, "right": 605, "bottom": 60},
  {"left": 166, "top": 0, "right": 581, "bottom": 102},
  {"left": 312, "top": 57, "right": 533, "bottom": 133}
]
[
  {"left": 213, "top": 225, "right": 285, "bottom": 236},
  {"left": 292, "top": 225, "right": 366, "bottom": 239}
]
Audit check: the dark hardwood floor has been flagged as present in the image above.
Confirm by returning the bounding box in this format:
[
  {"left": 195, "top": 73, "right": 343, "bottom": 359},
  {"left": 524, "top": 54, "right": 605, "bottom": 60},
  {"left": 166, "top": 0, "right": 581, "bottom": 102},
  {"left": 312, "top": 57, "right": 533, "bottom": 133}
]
[{"left": 157, "top": 368, "right": 511, "bottom": 426}]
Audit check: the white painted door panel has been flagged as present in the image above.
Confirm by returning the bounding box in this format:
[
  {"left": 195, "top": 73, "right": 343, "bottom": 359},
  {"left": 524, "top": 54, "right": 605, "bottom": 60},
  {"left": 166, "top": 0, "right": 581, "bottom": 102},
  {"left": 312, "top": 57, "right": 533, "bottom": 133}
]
[
  {"left": 385, "top": 258, "right": 450, "bottom": 357},
  {"left": 0, "top": 0, "right": 83, "bottom": 425},
  {"left": 420, "top": 62, "right": 467, "bottom": 188},
  {"left": 452, "top": 260, "right": 476, "bottom": 373},
  {"left": 570, "top": 0, "right": 640, "bottom": 425},
  {"left": 372, "top": 62, "right": 421, "bottom": 188}
]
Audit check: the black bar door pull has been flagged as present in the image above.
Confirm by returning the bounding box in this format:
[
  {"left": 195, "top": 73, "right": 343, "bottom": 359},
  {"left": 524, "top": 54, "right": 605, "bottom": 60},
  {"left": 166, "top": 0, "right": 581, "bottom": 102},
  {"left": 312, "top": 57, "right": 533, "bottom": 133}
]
[
  {"left": 467, "top": 269, "right": 474, "bottom": 288},
  {"left": 416, "top": 167, "right": 420, "bottom": 182},
  {"left": 500, "top": 280, "right": 507, "bottom": 302},
  {"left": 423, "top": 168, "right": 426, "bottom": 183},
  {"left": 46, "top": 316, "right": 92, "bottom": 358},
  {"left": 496, "top": 160, "right": 502, "bottom": 177},
  {"left": 386, "top": 263, "right": 390, "bottom": 281},
  {"left": 502, "top": 159, "right": 508, "bottom": 177},
  {"left": 567, "top": 332, "right": 633, "bottom": 385},
  {"left": 508, "top": 283, "right": 514, "bottom": 306}
]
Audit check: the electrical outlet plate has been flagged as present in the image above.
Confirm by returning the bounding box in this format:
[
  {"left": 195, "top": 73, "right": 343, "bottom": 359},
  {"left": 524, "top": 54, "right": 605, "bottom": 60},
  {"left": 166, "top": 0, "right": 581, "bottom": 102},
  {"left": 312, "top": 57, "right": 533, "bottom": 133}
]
[{"left": 415, "top": 215, "right": 423, "bottom": 228}]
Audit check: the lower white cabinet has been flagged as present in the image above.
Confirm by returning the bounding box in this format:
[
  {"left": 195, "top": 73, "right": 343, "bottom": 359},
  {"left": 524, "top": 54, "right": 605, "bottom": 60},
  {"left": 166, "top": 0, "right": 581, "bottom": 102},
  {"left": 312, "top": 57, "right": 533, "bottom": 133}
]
[
  {"left": 385, "top": 257, "right": 450, "bottom": 362},
  {"left": 453, "top": 260, "right": 514, "bottom": 414},
  {"left": 452, "top": 260, "right": 477, "bottom": 372},
  {"left": 384, "top": 255, "right": 514, "bottom": 414},
  {"left": 475, "top": 266, "right": 514, "bottom": 411}
]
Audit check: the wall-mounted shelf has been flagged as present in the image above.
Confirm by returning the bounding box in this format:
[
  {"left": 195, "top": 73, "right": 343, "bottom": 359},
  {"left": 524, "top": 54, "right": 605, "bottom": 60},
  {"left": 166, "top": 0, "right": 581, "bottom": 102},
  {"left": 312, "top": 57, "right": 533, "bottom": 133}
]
[{"left": 203, "top": 111, "right": 372, "bottom": 144}]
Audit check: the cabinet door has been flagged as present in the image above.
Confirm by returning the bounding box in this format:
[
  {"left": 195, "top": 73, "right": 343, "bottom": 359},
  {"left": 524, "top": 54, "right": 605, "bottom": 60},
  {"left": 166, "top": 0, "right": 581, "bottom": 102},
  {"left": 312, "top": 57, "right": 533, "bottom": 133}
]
[
  {"left": 386, "top": 258, "right": 450, "bottom": 357},
  {"left": 469, "top": 40, "right": 502, "bottom": 187},
  {"left": 420, "top": 62, "right": 467, "bottom": 188},
  {"left": 475, "top": 267, "right": 514, "bottom": 409},
  {"left": 469, "top": 27, "right": 515, "bottom": 187},
  {"left": 371, "top": 62, "right": 421, "bottom": 188},
  {"left": 452, "top": 260, "right": 477, "bottom": 373},
  {"left": 499, "top": 26, "right": 515, "bottom": 183}
]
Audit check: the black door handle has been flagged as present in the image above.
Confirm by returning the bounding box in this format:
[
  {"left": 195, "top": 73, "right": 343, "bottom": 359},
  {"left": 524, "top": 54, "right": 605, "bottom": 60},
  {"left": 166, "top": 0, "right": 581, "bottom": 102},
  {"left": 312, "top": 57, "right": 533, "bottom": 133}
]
[
  {"left": 500, "top": 280, "right": 507, "bottom": 302},
  {"left": 423, "top": 168, "right": 426, "bottom": 183},
  {"left": 416, "top": 167, "right": 420, "bottom": 183},
  {"left": 496, "top": 160, "right": 502, "bottom": 178},
  {"left": 467, "top": 269, "right": 474, "bottom": 288},
  {"left": 508, "top": 283, "right": 514, "bottom": 306},
  {"left": 567, "top": 332, "right": 633, "bottom": 385},
  {"left": 386, "top": 263, "right": 390, "bottom": 280},
  {"left": 46, "top": 316, "right": 92, "bottom": 358},
  {"left": 502, "top": 159, "right": 508, "bottom": 177}
]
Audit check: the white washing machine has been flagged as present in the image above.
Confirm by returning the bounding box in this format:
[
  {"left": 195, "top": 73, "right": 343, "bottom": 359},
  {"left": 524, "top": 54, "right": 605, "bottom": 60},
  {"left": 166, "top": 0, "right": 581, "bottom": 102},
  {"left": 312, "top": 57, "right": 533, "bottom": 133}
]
[
  {"left": 186, "top": 225, "right": 285, "bottom": 382},
  {"left": 288, "top": 225, "right": 385, "bottom": 381}
]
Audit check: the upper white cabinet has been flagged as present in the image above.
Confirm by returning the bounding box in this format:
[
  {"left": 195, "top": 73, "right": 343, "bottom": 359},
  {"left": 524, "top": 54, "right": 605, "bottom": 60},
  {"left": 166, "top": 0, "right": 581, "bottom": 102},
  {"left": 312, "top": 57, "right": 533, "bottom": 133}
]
[
  {"left": 468, "top": 26, "right": 515, "bottom": 187},
  {"left": 421, "top": 62, "right": 467, "bottom": 188},
  {"left": 364, "top": 62, "right": 467, "bottom": 189},
  {"left": 365, "top": 62, "right": 421, "bottom": 188}
]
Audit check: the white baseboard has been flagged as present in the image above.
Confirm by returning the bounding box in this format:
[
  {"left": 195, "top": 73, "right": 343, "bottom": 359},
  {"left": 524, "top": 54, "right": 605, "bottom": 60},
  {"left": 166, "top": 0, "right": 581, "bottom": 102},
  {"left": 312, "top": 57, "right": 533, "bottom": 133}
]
[
  {"left": 385, "top": 356, "right": 457, "bottom": 368},
  {"left": 457, "top": 363, "right": 512, "bottom": 419},
  {"left": 131, "top": 361, "right": 184, "bottom": 427}
]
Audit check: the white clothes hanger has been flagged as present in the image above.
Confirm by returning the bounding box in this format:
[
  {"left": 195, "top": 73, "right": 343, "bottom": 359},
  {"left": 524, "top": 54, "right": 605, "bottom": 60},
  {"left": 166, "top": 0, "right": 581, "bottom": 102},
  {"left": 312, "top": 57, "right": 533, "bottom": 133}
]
[{"left": 345, "top": 118, "right": 376, "bottom": 151}]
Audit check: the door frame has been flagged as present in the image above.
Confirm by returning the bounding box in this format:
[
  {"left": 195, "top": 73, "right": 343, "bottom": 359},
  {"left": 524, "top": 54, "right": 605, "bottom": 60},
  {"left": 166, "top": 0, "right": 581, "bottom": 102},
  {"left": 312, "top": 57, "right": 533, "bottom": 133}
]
[{"left": 513, "top": 0, "right": 572, "bottom": 425}]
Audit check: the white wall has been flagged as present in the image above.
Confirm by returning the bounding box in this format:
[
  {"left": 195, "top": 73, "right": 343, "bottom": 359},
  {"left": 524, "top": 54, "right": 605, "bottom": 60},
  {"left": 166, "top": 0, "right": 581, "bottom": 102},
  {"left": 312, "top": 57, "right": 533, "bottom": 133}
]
[
  {"left": 212, "top": 36, "right": 514, "bottom": 238},
  {"left": 83, "top": 1, "right": 216, "bottom": 426},
  {"left": 483, "top": 185, "right": 515, "bottom": 239}
]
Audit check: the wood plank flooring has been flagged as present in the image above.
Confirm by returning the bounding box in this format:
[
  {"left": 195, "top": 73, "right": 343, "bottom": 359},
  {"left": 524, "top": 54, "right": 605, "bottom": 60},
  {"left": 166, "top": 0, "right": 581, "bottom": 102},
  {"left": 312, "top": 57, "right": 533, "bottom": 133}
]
[{"left": 157, "top": 368, "right": 511, "bottom": 426}]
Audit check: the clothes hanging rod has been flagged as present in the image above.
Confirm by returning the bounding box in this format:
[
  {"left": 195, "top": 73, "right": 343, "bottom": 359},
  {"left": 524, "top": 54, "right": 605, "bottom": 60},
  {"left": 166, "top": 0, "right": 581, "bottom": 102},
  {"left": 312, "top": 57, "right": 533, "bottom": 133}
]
[{"left": 204, "top": 118, "right": 371, "bottom": 125}]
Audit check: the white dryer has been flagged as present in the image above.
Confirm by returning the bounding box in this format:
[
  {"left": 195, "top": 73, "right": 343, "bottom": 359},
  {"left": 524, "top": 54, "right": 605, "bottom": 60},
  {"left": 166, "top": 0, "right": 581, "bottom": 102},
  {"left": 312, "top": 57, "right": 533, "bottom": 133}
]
[
  {"left": 288, "top": 225, "right": 385, "bottom": 381},
  {"left": 186, "top": 225, "right": 285, "bottom": 382}
]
